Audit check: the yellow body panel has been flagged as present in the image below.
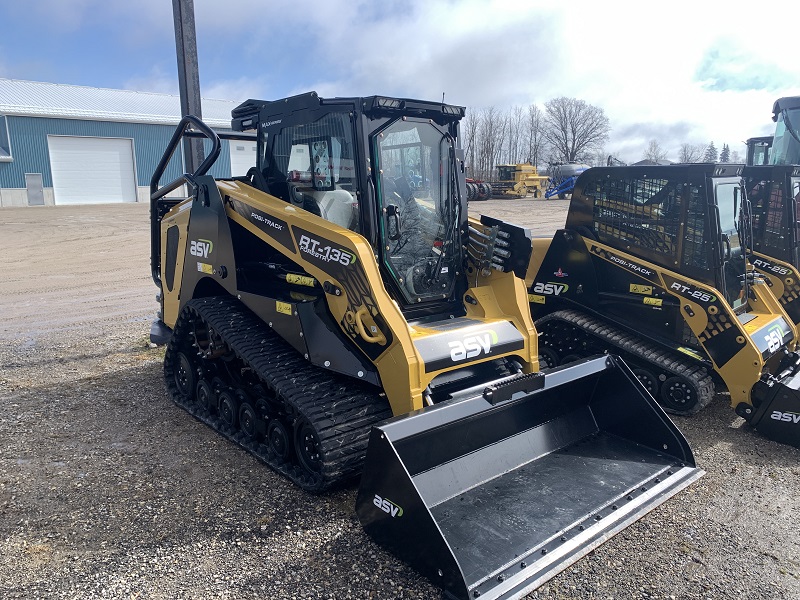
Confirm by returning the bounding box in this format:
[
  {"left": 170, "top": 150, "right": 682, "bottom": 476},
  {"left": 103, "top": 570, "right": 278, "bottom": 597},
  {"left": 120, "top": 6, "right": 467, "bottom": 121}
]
[
  {"left": 749, "top": 250, "right": 800, "bottom": 344},
  {"left": 575, "top": 239, "right": 794, "bottom": 409},
  {"left": 160, "top": 198, "right": 192, "bottom": 328},
  {"left": 210, "top": 182, "right": 538, "bottom": 416}
]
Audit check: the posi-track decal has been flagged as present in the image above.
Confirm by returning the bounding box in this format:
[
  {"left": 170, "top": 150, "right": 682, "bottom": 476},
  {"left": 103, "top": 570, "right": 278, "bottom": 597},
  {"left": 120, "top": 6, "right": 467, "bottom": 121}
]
[
  {"left": 589, "top": 245, "right": 659, "bottom": 283},
  {"left": 229, "top": 199, "right": 296, "bottom": 253}
]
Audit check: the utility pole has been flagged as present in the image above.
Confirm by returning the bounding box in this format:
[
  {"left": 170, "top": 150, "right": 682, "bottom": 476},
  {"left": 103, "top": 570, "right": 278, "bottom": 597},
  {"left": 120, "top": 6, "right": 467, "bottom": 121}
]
[{"left": 172, "top": 0, "right": 204, "bottom": 174}]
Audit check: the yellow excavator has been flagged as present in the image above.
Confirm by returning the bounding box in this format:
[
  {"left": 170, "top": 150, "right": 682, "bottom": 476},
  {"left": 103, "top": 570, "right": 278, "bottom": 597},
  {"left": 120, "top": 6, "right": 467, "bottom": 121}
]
[{"left": 149, "top": 92, "right": 702, "bottom": 599}]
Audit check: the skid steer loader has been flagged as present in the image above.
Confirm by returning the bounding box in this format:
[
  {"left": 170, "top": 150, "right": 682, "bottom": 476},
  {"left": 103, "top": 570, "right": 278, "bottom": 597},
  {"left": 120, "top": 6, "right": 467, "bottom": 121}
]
[
  {"left": 149, "top": 93, "right": 702, "bottom": 600},
  {"left": 527, "top": 163, "right": 800, "bottom": 448},
  {"left": 744, "top": 164, "right": 800, "bottom": 335}
]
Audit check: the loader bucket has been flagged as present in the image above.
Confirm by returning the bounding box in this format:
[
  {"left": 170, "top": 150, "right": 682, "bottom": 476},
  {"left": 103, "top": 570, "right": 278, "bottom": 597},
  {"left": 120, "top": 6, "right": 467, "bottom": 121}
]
[
  {"left": 750, "top": 373, "right": 800, "bottom": 447},
  {"left": 356, "top": 355, "right": 703, "bottom": 600}
]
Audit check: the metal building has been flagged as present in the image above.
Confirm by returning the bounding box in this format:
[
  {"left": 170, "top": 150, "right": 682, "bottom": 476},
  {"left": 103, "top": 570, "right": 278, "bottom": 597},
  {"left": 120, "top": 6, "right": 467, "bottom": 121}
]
[{"left": 0, "top": 79, "right": 257, "bottom": 207}]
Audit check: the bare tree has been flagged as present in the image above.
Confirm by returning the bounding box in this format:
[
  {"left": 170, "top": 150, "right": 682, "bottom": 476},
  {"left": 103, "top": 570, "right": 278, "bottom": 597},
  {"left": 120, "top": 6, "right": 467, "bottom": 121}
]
[
  {"left": 543, "top": 97, "right": 610, "bottom": 163},
  {"left": 504, "top": 106, "right": 526, "bottom": 164},
  {"left": 730, "top": 149, "right": 742, "bottom": 163},
  {"left": 678, "top": 143, "right": 705, "bottom": 163},
  {"left": 643, "top": 139, "right": 668, "bottom": 162},
  {"left": 462, "top": 109, "right": 480, "bottom": 178},
  {"left": 470, "top": 106, "right": 507, "bottom": 180},
  {"left": 526, "top": 104, "right": 546, "bottom": 168},
  {"left": 592, "top": 148, "right": 608, "bottom": 167}
]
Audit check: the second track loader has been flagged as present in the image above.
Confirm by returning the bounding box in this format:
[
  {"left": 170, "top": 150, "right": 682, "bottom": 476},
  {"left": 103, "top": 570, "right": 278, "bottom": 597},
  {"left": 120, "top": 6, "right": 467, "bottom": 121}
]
[
  {"left": 149, "top": 93, "right": 701, "bottom": 599},
  {"left": 528, "top": 164, "right": 800, "bottom": 448},
  {"left": 744, "top": 164, "right": 800, "bottom": 334}
]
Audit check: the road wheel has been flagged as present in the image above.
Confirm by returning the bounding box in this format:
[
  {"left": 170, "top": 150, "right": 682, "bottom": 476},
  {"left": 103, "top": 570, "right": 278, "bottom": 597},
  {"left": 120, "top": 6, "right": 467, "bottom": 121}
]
[
  {"left": 632, "top": 367, "right": 659, "bottom": 398},
  {"left": 196, "top": 379, "right": 215, "bottom": 412},
  {"left": 295, "top": 418, "right": 323, "bottom": 476},
  {"left": 174, "top": 352, "right": 196, "bottom": 402},
  {"left": 239, "top": 402, "right": 258, "bottom": 439},
  {"left": 660, "top": 375, "right": 699, "bottom": 413},
  {"left": 538, "top": 347, "right": 559, "bottom": 369},
  {"left": 218, "top": 390, "right": 239, "bottom": 429},
  {"left": 267, "top": 419, "right": 292, "bottom": 461},
  {"left": 559, "top": 353, "right": 582, "bottom": 366}
]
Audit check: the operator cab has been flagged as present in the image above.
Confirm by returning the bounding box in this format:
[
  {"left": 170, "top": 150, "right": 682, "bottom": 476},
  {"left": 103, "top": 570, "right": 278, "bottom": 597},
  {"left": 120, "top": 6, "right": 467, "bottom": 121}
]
[
  {"left": 770, "top": 97, "right": 800, "bottom": 166},
  {"left": 231, "top": 92, "right": 468, "bottom": 319}
]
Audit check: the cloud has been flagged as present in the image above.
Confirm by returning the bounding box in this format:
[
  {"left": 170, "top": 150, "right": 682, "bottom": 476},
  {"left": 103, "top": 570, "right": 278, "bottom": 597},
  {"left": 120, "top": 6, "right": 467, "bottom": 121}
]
[
  {"left": 4, "top": 0, "right": 800, "bottom": 163},
  {"left": 695, "top": 38, "right": 796, "bottom": 93},
  {"left": 123, "top": 66, "right": 178, "bottom": 95}
]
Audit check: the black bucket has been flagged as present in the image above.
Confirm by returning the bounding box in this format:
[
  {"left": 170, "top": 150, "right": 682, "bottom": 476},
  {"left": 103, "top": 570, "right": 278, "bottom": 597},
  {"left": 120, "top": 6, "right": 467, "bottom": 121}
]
[
  {"left": 356, "top": 355, "right": 703, "bottom": 600},
  {"left": 750, "top": 372, "right": 800, "bottom": 447}
]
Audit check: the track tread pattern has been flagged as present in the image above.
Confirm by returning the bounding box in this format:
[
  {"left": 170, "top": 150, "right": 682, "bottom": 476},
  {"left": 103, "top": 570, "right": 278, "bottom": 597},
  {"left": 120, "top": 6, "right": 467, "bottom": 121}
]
[
  {"left": 536, "top": 309, "right": 715, "bottom": 415},
  {"left": 164, "top": 296, "right": 392, "bottom": 493}
]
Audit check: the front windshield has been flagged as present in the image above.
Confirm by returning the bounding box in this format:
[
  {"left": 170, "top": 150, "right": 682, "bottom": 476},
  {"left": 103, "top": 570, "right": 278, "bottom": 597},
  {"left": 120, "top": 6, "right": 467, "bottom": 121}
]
[
  {"left": 717, "top": 182, "right": 747, "bottom": 311},
  {"left": 771, "top": 109, "right": 800, "bottom": 165},
  {"left": 376, "top": 119, "right": 459, "bottom": 305},
  {"left": 498, "top": 166, "right": 514, "bottom": 180}
]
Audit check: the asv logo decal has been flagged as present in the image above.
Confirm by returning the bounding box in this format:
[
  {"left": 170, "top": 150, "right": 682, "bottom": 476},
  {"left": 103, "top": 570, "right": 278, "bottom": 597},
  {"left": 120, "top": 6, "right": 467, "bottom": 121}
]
[
  {"left": 189, "top": 239, "right": 213, "bottom": 258},
  {"left": 449, "top": 329, "right": 498, "bottom": 362},
  {"left": 764, "top": 325, "right": 785, "bottom": 354},
  {"left": 373, "top": 494, "right": 403, "bottom": 517},
  {"left": 533, "top": 282, "right": 569, "bottom": 296},
  {"left": 770, "top": 411, "right": 800, "bottom": 424}
]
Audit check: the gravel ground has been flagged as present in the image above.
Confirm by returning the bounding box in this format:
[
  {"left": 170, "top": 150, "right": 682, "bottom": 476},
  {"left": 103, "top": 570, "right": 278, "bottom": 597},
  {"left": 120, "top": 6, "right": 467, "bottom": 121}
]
[{"left": 0, "top": 200, "right": 799, "bottom": 599}]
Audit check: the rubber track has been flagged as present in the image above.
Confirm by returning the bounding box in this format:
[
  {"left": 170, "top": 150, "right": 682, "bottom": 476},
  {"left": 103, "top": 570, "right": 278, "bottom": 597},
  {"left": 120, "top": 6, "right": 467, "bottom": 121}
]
[
  {"left": 163, "top": 296, "right": 393, "bottom": 493},
  {"left": 536, "top": 309, "right": 715, "bottom": 415}
]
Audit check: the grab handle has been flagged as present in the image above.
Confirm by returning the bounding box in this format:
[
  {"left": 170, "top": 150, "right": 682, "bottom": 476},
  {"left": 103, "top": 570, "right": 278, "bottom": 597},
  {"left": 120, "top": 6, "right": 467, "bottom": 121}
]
[{"left": 355, "top": 307, "right": 387, "bottom": 345}]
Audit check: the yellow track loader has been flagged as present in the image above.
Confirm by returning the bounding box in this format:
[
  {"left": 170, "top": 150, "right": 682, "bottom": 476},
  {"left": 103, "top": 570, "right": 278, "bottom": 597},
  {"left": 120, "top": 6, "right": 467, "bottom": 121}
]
[
  {"left": 149, "top": 93, "right": 702, "bottom": 599},
  {"left": 527, "top": 164, "right": 800, "bottom": 448}
]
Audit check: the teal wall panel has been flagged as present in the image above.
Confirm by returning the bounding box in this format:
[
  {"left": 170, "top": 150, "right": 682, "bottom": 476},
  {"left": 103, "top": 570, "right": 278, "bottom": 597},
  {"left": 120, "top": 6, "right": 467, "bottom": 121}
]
[{"left": 0, "top": 116, "right": 232, "bottom": 189}]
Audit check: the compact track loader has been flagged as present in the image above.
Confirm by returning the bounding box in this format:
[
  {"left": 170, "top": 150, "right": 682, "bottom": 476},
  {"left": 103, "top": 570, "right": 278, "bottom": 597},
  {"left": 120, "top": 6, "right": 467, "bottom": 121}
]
[
  {"left": 744, "top": 164, "right": 800, "bottom": 334},
  {"left": 149, "top": 93, "right": 702, "bottom": 599},
  {"left": 528, "top": 164, "right": 800, "bottom": 447}
]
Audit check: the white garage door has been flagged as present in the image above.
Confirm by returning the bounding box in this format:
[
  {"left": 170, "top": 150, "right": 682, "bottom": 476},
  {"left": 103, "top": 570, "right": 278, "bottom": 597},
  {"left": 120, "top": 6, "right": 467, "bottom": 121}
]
[
  {"left": 230, "top": 139, "right": 257, "bottom": 177},
  {"left": 48, "top": 136, "right": 137, "bottom": 205}
]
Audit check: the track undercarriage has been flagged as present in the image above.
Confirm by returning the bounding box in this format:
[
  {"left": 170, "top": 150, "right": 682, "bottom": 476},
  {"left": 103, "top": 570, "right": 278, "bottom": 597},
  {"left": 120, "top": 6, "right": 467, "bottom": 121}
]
[
  {"left": 164, "top": 296, "right": 392, "bottom": 492},
  {"left": 536, "top": 309, "right": 715, "bottom": 415}
]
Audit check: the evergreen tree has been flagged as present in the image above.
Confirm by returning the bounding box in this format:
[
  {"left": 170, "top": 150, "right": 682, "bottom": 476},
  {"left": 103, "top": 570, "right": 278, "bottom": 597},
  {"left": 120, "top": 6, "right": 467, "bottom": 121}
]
[
  {"left": 703, "top": 141, "right": 718, "bottom": 162},
  {"left": 720, "top": 143, "right": 730, "bottom": 162}
]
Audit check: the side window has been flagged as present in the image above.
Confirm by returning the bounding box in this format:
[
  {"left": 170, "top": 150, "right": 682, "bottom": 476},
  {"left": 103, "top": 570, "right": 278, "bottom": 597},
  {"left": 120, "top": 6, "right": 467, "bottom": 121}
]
[
  {"left": 682, "top": 185, "right": 708, "bottom": 270},
  {"left": 589, "top": 175, "right": 682, "bottom": 260},
  {"left": 264, "top": 113, "right": 360, "bottom": 232},
  {"left": 765, "top": 182, "right": 787, "bottom": 251},
  {"left": 0, "top": 116, "right": 11, "bottom": 160}
]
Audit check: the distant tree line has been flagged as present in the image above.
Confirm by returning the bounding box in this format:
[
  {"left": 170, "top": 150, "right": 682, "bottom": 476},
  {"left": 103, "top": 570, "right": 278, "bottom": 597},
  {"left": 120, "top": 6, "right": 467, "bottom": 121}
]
[
  {"left": 462, "top": 97, "right": 611, "bottom": 181},
  {"left": 462, "top": 97, "right": 742, "bottom": 181},
  {"left": 639, "top": 140, "right": 740, "bottom": 164}
]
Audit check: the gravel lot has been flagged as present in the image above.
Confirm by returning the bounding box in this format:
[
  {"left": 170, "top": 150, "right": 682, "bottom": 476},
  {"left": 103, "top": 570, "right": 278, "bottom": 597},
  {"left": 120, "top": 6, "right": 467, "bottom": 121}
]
[{"left": 1, "top": 200, "right": 799, "bottom": 599}]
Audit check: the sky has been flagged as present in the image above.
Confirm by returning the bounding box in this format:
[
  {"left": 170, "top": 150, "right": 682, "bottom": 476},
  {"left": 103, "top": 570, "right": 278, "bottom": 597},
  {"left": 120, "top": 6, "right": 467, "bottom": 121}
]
[{"left": 1, "top": 0, "right": 799, "bottom": 163}]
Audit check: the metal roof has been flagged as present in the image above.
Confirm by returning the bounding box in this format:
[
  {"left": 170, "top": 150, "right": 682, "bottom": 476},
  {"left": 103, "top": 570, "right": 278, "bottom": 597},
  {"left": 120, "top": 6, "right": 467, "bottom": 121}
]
[{"left": 0, "top": 79, "right": 237, "bottom": 127}]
